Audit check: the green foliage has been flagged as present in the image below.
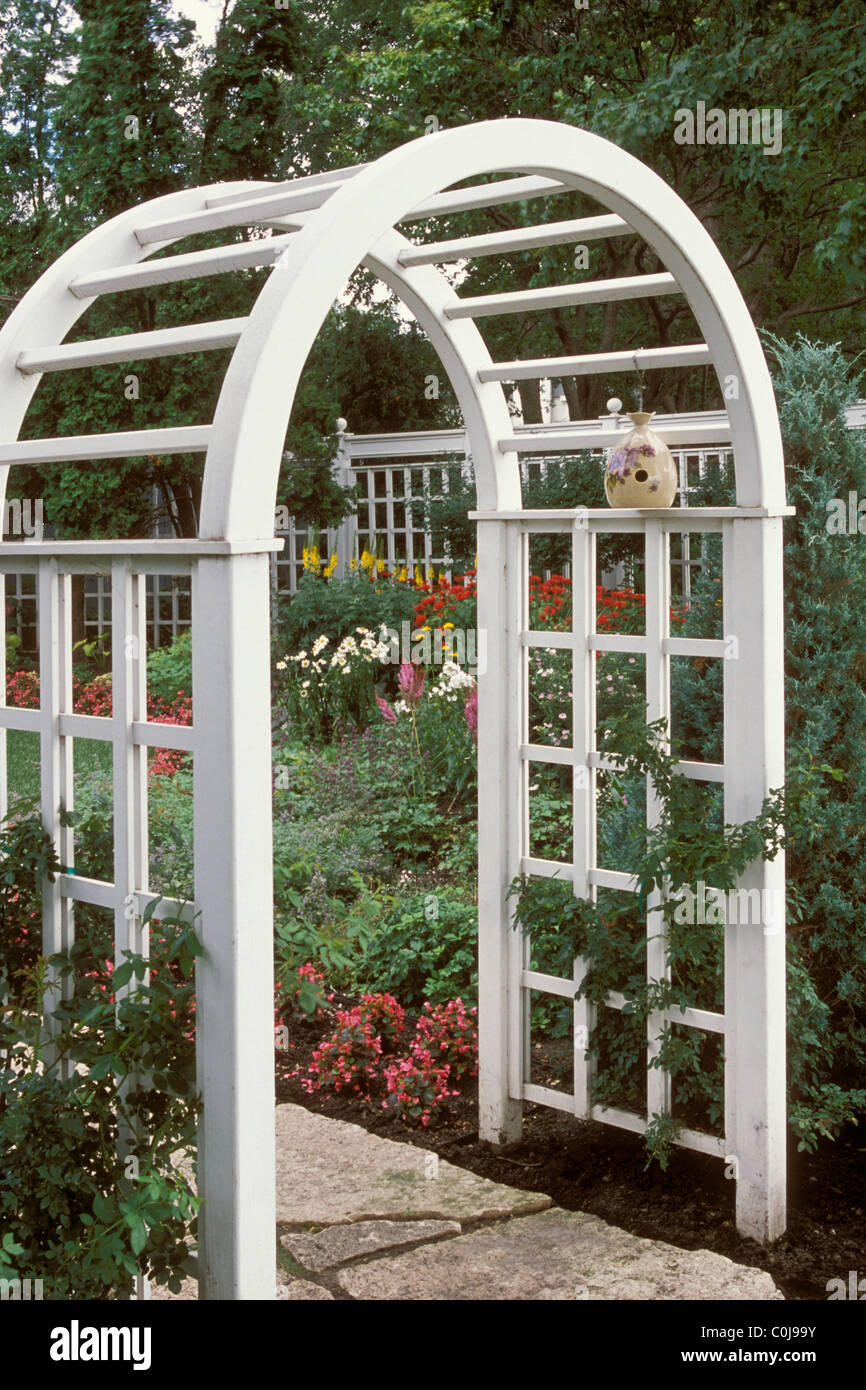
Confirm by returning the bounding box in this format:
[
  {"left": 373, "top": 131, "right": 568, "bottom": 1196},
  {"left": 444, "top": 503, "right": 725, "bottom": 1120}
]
[
  {"left": 427, "top": 453, "right": 642, "bottom": 577},
  {"left": 146, "top": 630, "right": 192, "bottom": 704},
  {"left": 0, "top": 796, "right": 60, "bottom": 988},
  {"left": 275, "top": 572, "right": 420, "bottom": 658},
  {"left": 278, "top": 430, "right": 357, "bottom": 529},
  {"left": 147, "top": 769, "right": 195, "bottom": 900},
  {"left": 511, "top": 709, "right": 787, "bottom": 1150},
  {"left": 762, "top": 333, "right": 866, "bottom": 1147},
  {"left": 296, "top": 0, "right": 865, "bottom": 370},
  {"left": 0, "top": 890, "right": 201, "bottom": 1298},
  {"left": 642, "top": 1111, "right": 684, "bottom": 1174},
  {"left": 350, "top": 888, "right": 478, "bottom": 1010}
]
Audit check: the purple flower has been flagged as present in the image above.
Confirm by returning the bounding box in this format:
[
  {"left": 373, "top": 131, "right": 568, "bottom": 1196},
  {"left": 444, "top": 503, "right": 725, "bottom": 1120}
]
[
  {"left": 376, "top": 694, "right": 397, "bottom": 724},
  {"left": 464, "top": 688, "right": 478, "bottom": 740},
  {"left": 397, "top": 662, "right": 425, "bottom": 705}
]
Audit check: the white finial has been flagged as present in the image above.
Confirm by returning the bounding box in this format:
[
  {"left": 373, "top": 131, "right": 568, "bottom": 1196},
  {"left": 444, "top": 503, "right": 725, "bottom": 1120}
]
[
  {"left": 335, "top": 417, "right": 347, "bottom": 433},
  {"left": 606, "top": 397, "right": 622, "bottom": 416}
]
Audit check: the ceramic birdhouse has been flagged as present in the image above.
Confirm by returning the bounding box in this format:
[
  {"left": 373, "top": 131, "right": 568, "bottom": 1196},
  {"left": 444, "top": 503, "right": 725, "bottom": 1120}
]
[{"left": 604, "top": 411, "right": 678, "bottom": 508}]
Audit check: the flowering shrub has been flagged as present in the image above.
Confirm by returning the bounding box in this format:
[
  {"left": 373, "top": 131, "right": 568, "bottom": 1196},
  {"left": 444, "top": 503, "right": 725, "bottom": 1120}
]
[
  {"left": 382, "top": 1049, "right": 457, "bottom": 1128},
  {"left": 302, "top": 1010, "right": 383, "bottom": 1095},
  {"left": 414, "top": 999, "right": 478, "bottom": 1081},
  {"left": 277, "top": 961, "right": 329, "bottom": 1020},
  {"left": 412, "top": 571, "right": 477, "bottom": 632},
  {"left": 5, "top": 669, "right": 39, "bottom": 708},
  {"left": 148, "top": 693, "right": 193, "bottom": 778},
  {"left": 72, "top": 673, "right": 112, "bottom": 716},
  {"left": 353, "top": 991, "right": 406, "bottom": 1049},
  {"left": 300, "top": 992, "right": 405, "bottom": 1094},
  {"left": 277, "top": 626, "right": 393, "bottom": 740},
  {"left": 300, "top": 991, "right": 473, "bottom": 1127}
]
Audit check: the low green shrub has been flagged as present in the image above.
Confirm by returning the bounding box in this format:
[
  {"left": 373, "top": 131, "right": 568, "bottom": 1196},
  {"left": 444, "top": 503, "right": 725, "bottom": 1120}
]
[
  {"left": 351, "top": 888, "right": 478, "bottom": 1010},
  {"left": 275, "top": 571, "right": 420, "bottom": 656}
]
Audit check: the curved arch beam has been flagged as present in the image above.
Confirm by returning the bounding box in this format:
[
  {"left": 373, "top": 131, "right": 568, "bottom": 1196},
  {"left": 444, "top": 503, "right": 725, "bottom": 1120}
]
[
  {"left": 0, "top": 180, "right": 260, "bottom": 517},
  {"left": 362, "top": 228, "right": 520, "bottom": 513}
]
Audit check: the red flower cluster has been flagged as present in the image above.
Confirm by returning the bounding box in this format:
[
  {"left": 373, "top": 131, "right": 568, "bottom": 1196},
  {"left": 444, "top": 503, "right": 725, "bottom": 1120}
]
[
  {"left": 529, "top": 573, "right": 572, "bottom": 628},
  {"left": 302, "top": 1013, "right": 383, "bottom": 1095},
  {"left": 300, "top": 990, "right": 475, "bottom": 1128},
  {"left": 595, "top": 586, "right": 646, "bottom": 634},
  {"left": 5, "top": 669, "right": 39, "bottom": 708},
  {"left": 73, "top": 675, "right": 112, "bottom": 717},
  {"left": 415, "top": 998, "right": 478, "bottom": 1081},
  {"left": 301, "top": 992, "right": 405, "bottom": 1095},
  {"left": 382, "top": 1049, "right": 457, "bottom": 1128},
  {"left": 412, "top": 571, "right": 477, "bottom": 630}
]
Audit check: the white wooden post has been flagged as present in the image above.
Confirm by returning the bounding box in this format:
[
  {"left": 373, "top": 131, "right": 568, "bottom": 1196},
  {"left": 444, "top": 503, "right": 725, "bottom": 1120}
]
[
  {"left": 644, "top": 522, "right": 672, "bottom": 1121},
  {"left": 38, "top": 559, "right": 74, "bottom": 1073},
  {"left": 111, "top": 563, "right": 149, "bottom": 993},
  {"left": 110, "top": 560, "right": 152, "bottom": 1299},
  {"left": 332, "top": 423, "right": 356, "bottom": 577},
  {"left": 571, "top": 519, "right": 596, "bottom": 1117},
  {"left": 477, "top": 518, "right": 523, "bottom": 1145},
  {"left": 723, "top": 517, "right": 787, "bottom": 1243},
  {"left": 193, "top": 551, "right": 277, "bottom": 1298}
]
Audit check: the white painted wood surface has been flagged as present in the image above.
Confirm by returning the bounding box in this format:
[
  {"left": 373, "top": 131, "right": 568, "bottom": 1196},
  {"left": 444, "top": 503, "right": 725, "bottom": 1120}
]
[
  {"left": 446, "top": 272, "right": 680, "bottom": 319},
  {"left": 397, "top": 213, "right": 630, "bottom": 266}
]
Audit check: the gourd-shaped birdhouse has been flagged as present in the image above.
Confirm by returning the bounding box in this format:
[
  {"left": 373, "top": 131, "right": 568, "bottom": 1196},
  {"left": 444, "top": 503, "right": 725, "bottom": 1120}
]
[{"left": 604, "top": 411, "right": 678, "bottom": 508}]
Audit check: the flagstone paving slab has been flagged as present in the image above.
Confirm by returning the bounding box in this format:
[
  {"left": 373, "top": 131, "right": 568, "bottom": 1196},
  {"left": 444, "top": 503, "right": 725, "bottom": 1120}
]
[
  {"left": 274, "top": 1103, "right": 552, "bottom": 1226},
  {"left": 280, "top": 1218, "right": 461, "bottom": 1272},
  {"left": 150, "top": 1108, "right": 785, "bottom": 1301},
  {"left": 335, "top": 1207, "right": 784, "bottom": 1302}
]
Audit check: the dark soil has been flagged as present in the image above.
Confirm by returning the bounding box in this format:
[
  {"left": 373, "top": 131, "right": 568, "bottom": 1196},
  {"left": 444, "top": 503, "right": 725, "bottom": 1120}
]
[{"left": 275, "top": 1008, "right": 866, "bottom": 1301}]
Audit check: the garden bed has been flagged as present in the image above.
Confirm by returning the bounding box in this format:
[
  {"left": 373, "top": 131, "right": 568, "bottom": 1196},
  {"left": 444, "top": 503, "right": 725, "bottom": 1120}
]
[{"left": 276, "top": 1012, "right": 866, "bottom": 1302}]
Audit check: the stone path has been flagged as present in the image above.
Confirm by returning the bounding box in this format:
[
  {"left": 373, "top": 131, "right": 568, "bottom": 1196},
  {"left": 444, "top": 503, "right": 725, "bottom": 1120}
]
[{"left": 151, "top": 1103, "right": 783, "bottom": 1301}]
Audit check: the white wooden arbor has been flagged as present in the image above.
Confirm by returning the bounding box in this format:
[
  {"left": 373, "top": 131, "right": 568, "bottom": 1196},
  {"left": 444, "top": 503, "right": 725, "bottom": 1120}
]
[{"left": 0, "top": 119, "right": 790, "bottom": 1296}]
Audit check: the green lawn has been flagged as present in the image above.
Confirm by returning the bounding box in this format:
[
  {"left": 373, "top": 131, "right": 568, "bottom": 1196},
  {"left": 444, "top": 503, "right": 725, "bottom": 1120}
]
[{"left": 6, "top": 731, "right": 112, "bottom": 805}]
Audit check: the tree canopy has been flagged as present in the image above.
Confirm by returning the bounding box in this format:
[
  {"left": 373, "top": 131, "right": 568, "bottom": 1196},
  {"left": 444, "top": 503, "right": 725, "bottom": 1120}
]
[{"left": 0, "top": 0, "right": 862, "bottom": 534}]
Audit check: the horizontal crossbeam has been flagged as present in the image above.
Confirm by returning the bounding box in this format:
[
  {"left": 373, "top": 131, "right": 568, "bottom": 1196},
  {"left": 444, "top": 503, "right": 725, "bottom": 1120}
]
[
  {"left": 393, "top": 175, "right": 570, "bottom": 222},
  {"left": 69, "top": 236, "right": 296, "bottom": 298},
  {"left": 0, "top": 426, "right": 211, "bottom": 466},
  {"left": 588, "top": 633, "right": 648, "bottom": 654},
  {"left": 479, "top": 343, "right": 712, "bottom": 383},
  {"left": 17, "top": 320, "right": 246, "bottom": 374},
  {"left": 136, "top": 185, "right": 331, "bottom": 245},
  {"left": 446, "top": 272, "right": 680, "bottom": 320},
  {"left": 497, "top": 422, "right": 733, "bottom": 453},
  {"left": 138, "top": 174, "right": 571, "bottom": 247},
  {"left": 397, "top": 214, "right": 630, "bottom": 266},
  {"left": 204, "top": 163, "right": 367, "bottom": 210}
]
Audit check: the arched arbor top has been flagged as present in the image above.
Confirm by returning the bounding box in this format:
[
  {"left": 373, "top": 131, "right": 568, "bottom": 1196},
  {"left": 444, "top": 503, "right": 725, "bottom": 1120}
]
[{"left": 0, "top": 118, "right": 786, "bottom": 534}]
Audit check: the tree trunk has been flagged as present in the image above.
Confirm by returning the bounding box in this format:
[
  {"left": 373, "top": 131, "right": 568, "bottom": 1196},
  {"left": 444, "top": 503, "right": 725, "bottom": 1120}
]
[{"left": 519, "top": 377, "right": 543, "bottom": 424}]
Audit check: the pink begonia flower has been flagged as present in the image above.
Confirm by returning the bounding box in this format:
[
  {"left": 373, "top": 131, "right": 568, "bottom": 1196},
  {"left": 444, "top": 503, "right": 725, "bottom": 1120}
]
[
  {"left": 376, "top": 694, "right": 397, "bottom": 724},
  {"left": 397, "top": 662, "right": 425, "bottom": 704},
  {"left": 464, "top": 688, "right": 478, "bottom": 739}
]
